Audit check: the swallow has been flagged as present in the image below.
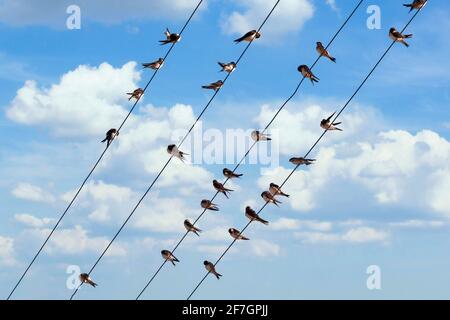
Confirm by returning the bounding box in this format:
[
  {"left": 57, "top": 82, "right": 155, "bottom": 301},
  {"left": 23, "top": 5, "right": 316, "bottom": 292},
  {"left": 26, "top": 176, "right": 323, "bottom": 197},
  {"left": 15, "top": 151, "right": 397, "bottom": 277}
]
[
  {"left": 167, "top": 144, "right": 189, "bottom": 162},
  {"left": 142, "top": 58, "right": 164, "bottom": 70},
  {"left": 228, "top": 228, "right": 249, "bottom": 240},
  {"left": 201, "top": 199, "right": 219, "bottom": 211},
  {"left": 251, "top": 130, "right": 271, "bottom": 141},
  {"left": 298, "top": 65, "right": 319, "bottom": 84},
  {"left": 269, "top": 183, "right": 290, "bottom": 198},
  {"left": 184, "top": 219, "right": 202, "bottom": 236},
  {"left": 321, "top": 112, "right": 343, "bottom": 131},
  {"left": 403, "top": 0, "right": 427, "bottom": 12},
  {"left": 101, "top": 128, "right": 119, "bottom": 147},
  {"left": 218, "top": 61, "right": 236, "bottom": 73},
  {"left": 316, "top": 42, "right": 336, "bottom": 63},
  {"left": 79, "top": 273, "right": 97, "bottom": 287},
  {"left": 161, "top": 250, "right": 179, "bottom": 266},
  {"left": 261, "top": 191, "right": 282, "bottom": 206},
  {"left": 389, "top": 27, "right": 413, "bottom": 47},
  {"left": 234, "top": 30, "right": 261, "bottom": 43},
  {"left": 159, "top": 28, "right": 181, "bottom": 45},
  {"left": 289, "top": 157, "right": 316, "bottom": 166},
  {"left": 127, "top": 88, "right": 144, "bottom": 101},
  {"left": 245, "top": 206, "right": 269, "bottom": 225},
  {"left": 223, "top": 168, "right": 243, "bottom": 179},
  {"left": 213, "top": 180, "right": 233, "bottom": 199},
  {"left": 204, "top": 260, "right": 222, "bottom": 279},
  {"left": 202, "top": 80, "right": 224, "bottom": 91}
]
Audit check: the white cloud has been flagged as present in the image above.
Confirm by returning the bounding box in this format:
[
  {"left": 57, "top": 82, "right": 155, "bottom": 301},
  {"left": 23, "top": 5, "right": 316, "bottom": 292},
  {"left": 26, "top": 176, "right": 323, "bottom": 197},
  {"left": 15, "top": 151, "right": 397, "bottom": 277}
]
[
  {"left": 270, "top": 218, "right": 332, "bottom": 232},
  {"left": 295, "top": 226, "right": 389, "bottom": 245},
  {"left": 389, "top": 220, "right": 446, "bottom": 229},
  {"left": 325, "top": 0, "right": 338, "bottom": 12},
  {"left": 250, "top": 239, "right": 281, "bottom": 257},
  {"left": 0, "top": 0, "right": 206, "bottom": 27},
  {"left": 221, "top": 0, "right": 314, "bottom": 42},
  {"left": 14, "top": 213, "right": 54, "bottom": 228},
  {"left": 11, "top": 183, "right": 55, "bottom": 203},
  {"left": 6, "top": 62, "right": 139, "bottom": 137},
  {"left": 0, "top": 236, "right": 16, "bottom": 266}
]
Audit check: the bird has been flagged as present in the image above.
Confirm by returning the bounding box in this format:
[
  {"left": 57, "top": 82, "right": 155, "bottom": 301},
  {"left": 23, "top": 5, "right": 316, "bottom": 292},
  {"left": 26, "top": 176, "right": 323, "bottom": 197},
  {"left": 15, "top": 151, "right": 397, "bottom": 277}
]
[
  {"left": 261, "top": 191, "right": 282, "bottom": 206},
  {"left": 269, "top": 183, "right": 290, "bottom": 198},
  {"left": 167, "top": 144, "right": 189, "bottom": 162},
  {"left": 204, "top": 260, "right": 222, "bottom": 279},
  {"left": 213, "top": 180, "right": 233, "bottom": 199},
  {"left": 218, "top": 61, "right": 236, "bottom": 73},
  {"left": 201, "top": 199, "right": 219, "bottom": 211},
  {"left": 223, "top": 168, "right": 243, "bottom": 179},
  {"left": 202, "top": 80, "right": 224, "bottom": 91},
  {"left": 159, "top": 28, "right": 181, "bottom": 45},
  {"left": 161, "top": 250, "right": 179, "bottom": 266},
  {"left": 142, "top": 58, "right": 164, "bottom": 70},
  {"left": 245, "top": 206, "right": 269, "bottom": 225},
  {"left": 403, "top": 0, "right": 427, "bottom": 12},
  {"left": 389, "top": 27, "right": 413, "bottom": 47},
  {"left": 321, "top": 112, "right": 343, "bottom": 131},
  {"left": 234, "top": 30, "right": 261, "bottom": 43},
  {"left": 184, "top": 219, "right": 202, "bottom": 236},
  {"left": 298, "top": 65, "right": 319, "bottom": 84},
  {"left": 228, "top": 228, "right": 249, "bottom": 240},
  {"left": 101, "top": 128, "right": 119, "bottom": 147},
  {"left": 79, "top": 273, "right": 97, "bottom": 287},
  {"left": 251, "top": 130, "right": 271, "bottom": 141},
  {"left": 289, "top": 157, "right": 316, "bottom": 166},
  {"left": 316, "top": 42, "right": 336, "bottom": 63},
  {"left": 127, "top": 88, "right": 144, "bottom": 101}
]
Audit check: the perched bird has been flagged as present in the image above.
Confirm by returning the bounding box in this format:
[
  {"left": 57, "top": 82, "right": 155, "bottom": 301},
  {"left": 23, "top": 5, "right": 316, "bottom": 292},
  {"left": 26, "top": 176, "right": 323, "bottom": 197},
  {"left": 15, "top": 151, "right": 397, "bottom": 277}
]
[
  {"left": 403, "top": 0, "right": 427, "bottom": 12},
  {"left": 234, "top": 30, "right": 261, "bottom": 43},
  {"left": 184, "top": 219, "right": 202, "bottom": 236},
  {"left": 269, "top": 183, "right": 290, "bottom": 198},
  {"left": 316, "top": 42, "right": 336, "bottom": 63},
  {"left": 127, "top": 88, "right": 144, "bottom": 101},
  {"left": 298, "top": 65, "right": 319, "bottom": 84},
  {"left": 289, "top": 157, "right": 316, "bottom": 166},
  {"left": 218, "top": 61, "right": 236, "bottom": 73},
  {"left": 101, "top": 128, "right": 119, "bottom": 147},
  {"left": 161, "top": 250, "right": 179, "bottom": 266},
  {"left": 202, "top": 80, "right": 224, "bottom": 91},
  {"left": 228, "top": 228, "right": 249, "bottom": 240},
  {"left": 251, "top": 130, "right": 271, "bottom": 141},
  {"left": 167, "top": 144, "right": 189, "bottom": 162},
  {"left": 389, "top": 27, "right": 413, "bottom": 47},
  {"left": 245, "top": 206, "right": 269, "bottom": 225},
  {"left": 261, "top": 191, "right": 282, "bottom": 206},
  {"left": 159, "top": 28, "right": 181, "bottom": 45},
  {"left": 204, "top": 260, "right": 222, "bottom": 279},
  {"left": 201, "top": 199, "right": 219, "bottom": 211},
  {"left": 223, "top": 168, "right": 243, "bottom": 179},
  {"left": 142, "top": 58, "right": 164, "bottom": 70},
  {"left": 79, "top": 273, "right": 97, "bottom": 287},
  {"left": 213, "top": 180, "right": 233, "bottom": 199},
  {"left": 321, "top": 112, "right": 343, "bottom": 131}
]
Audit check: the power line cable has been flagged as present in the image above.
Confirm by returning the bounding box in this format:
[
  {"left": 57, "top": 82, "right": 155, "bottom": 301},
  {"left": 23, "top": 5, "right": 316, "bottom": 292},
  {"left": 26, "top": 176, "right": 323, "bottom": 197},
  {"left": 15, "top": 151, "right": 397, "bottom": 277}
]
[
  {"left": 136, "top": 0, "right": 365, "bottom": 300},
  {"left": 70, "top": 0, "right": 282, "bottom": 300},
  {"left": 186, "top": 7, "right": 423, "bottom": 300}
]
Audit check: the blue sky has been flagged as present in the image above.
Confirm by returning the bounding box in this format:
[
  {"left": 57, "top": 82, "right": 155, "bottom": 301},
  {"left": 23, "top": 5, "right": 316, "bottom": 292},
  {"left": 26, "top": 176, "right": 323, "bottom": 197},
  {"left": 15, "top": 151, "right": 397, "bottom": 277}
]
[{"left": 1, "top": 0, "right": 450, "bottom": 300}]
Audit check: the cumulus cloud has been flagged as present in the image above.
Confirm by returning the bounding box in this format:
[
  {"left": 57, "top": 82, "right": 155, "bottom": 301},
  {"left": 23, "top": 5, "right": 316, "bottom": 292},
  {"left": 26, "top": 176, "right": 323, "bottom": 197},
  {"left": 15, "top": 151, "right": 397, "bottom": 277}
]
[
  {"left": 0, "top": 0, "right": 206, "bottom": 27},
  {"left": 270, "top": 218, "right": 332, "bottom": 232},
  {"left": 6, "top": 62, "right": 139, "bottom": 137},
  {"left": 250, "top": 239, "right": 281, "bottom": 257},
  {"left": 295, "top": 226, "right": 389, "bottom": 245},
  {"left": 14, "top": 214, "right": 54, "bottom": 228},
  {"left": 389, "top": 220, "right": 446, "bottom": 229},
  {"left": 11, "top": 183, "right": 55, "bottom": 203},
  {"left": 0, "top": 236, "right": 16, "bottom": 266},
  {"left": 221, "top": 0, "right": 314, "bottom": 42}
]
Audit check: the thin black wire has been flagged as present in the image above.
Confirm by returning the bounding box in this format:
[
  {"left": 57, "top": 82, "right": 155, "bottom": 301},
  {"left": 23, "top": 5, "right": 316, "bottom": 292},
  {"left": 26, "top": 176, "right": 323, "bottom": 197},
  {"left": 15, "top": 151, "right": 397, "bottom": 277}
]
[
  {"left": 137, "top": 0, "right": 365, "bottom": 300},
  {"left": 6, "top": 0, "right": 205, "bottom": 301},
  {"left": 187, "top": 7, "right": 423, "bottom": 300},
  {"left": 71, "top": 0, "right": 282, "bottom": 300}
]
